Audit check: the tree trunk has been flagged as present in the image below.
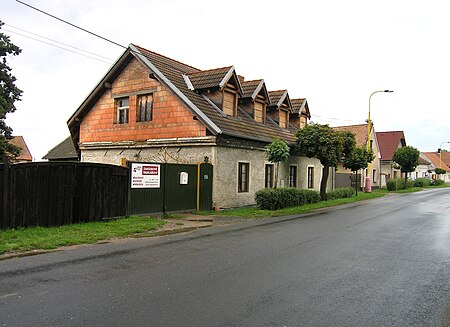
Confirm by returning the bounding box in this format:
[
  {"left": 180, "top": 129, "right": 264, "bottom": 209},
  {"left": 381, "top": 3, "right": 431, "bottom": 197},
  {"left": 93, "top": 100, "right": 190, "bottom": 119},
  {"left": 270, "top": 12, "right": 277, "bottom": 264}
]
[
  {"left": 274, "top": 162, "right": 279, "bottom": 188},
  {"left": 320, "top": 165, "right": 330, "bottom": 201}
]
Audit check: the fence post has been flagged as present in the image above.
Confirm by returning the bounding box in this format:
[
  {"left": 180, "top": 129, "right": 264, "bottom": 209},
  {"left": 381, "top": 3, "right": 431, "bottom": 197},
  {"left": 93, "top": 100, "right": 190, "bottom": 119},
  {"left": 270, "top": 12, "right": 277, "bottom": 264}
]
[{"left": 2, "top": 156, "right": 10, "bottom": 228}]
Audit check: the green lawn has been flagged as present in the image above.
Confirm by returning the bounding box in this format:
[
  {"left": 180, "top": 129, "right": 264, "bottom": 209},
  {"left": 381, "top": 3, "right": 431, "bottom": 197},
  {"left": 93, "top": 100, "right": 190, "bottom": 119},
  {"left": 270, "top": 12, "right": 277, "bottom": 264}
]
[
  {"left": 198, "top": 191, "right": 386, "bottom": 219},
  {"left": 0, "top": 216, "right": 164, "bottom": 256}
]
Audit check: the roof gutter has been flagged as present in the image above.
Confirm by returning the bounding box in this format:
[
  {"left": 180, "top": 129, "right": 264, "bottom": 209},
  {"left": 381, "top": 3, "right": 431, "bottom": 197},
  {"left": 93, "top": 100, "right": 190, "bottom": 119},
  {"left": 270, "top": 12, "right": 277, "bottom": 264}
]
[{"left": 129, "top": 44, "right": 222, "bottom": 135}]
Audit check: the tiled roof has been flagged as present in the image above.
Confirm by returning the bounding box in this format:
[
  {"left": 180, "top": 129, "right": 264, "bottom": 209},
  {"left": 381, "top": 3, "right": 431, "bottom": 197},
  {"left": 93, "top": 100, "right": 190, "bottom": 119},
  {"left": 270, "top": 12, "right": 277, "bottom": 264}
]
[
  {"left": 241, "top": 79, "right": 263, "bottom": 99},
  {"left": 43, "top": 136, "right": 78, "bottom": 160},
  {"left": 186, "top": 66, "right": 233, "bottom": 90},
  {"left": 268, "top": 90, "right": 287, "bottom": 107},
  {"left": 133, "top": 45, "right": 296, "bottom": 143},
  {"left": 376, "top": 131, "right": 406, "bottom": 160},
  {"left": 422, "top": 152, "right": 450, "bottom": 170},
  {"left": 9, "top": 136, "right": 32, "bottom": 161},
  {"left": 333, "top": 124, "right": 369, "bottom": 148},
  {"left": 417, "top": 155, "right": 431, "bottom": 166},
  {"left": 290, "top": 98, "right": 305, "bottom": 114}
]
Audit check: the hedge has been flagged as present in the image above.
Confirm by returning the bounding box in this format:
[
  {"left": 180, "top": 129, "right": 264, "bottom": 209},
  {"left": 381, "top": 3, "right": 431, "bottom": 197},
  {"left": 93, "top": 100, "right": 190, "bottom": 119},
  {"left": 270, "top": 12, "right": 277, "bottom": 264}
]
[
  {"left": 326, "top": 187, "right": 355, "bottom": 200},
  {"left": 255, "top": 188, "right": 320, "bottom": 210}
]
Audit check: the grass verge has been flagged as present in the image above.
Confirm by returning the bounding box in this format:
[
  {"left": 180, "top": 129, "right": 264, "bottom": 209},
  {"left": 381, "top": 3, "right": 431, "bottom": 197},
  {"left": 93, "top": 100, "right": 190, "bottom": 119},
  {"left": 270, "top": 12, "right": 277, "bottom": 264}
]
[
  {"left": 199, "top": 192, "right": 386, "bottom": 219},
  {"left": 0, "top": 216, "right": 164, "bottom": 256}
]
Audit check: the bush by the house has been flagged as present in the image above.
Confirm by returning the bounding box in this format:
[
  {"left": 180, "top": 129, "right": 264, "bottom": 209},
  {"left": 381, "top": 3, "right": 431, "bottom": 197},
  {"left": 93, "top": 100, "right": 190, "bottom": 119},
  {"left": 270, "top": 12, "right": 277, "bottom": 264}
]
[
  {"left": 386, "top": 178, "right": 406, "bottom": 191},
  {"left": 434, "top": 179, "right": 445, "bottom": 186},
  {"left": 387, "top": 178, "right": 416, "bottom": 190},
  {"left": 326, "top": 187, "right": 355, "bottom": 200},
  {"left": 413, "top": 178, "right": 432, "bottom": 187},
  {"left": 255, "top": 188, "right": 320, "bottom": 210}
]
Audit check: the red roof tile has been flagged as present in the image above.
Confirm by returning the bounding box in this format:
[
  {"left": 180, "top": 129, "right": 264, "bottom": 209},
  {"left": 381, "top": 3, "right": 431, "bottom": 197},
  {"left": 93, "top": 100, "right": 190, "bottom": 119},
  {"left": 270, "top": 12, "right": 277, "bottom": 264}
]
[
  {"left": 9, "top": 136, "right": 32, "bottom": 161},
  {"left": 376, "top": 131, "right": 406, "bottom": 160},
  {"left": 333, "top": 124, "right": 369, "bottom": 148}
]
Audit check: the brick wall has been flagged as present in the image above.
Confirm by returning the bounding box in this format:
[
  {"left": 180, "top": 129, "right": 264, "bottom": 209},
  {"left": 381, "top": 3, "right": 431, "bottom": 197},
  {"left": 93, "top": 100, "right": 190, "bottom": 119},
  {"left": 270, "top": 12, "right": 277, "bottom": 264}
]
[{"left": 80, "top": 58, "right": 207, "bottom": 143}]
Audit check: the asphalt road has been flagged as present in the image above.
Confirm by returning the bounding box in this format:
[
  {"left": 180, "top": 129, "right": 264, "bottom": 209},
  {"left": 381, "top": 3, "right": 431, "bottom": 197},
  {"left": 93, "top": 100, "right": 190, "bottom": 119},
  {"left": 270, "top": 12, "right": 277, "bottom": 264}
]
[{"left": 1, "top": 189, "right": 450, "bottom": 327}]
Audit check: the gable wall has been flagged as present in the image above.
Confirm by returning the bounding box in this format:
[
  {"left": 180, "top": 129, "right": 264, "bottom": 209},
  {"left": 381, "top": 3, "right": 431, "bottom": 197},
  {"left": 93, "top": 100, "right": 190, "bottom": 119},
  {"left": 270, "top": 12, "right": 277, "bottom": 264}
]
[{"left": 80, "top": 58, "right": 206, "bottom": 143}]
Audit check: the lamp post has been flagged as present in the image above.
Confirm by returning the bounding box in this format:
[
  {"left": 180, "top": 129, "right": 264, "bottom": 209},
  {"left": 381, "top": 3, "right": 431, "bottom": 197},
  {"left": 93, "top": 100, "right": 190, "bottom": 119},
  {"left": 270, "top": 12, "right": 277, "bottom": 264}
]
[{"left": 366, "top": 90, "right": 393, "bottom": 192}]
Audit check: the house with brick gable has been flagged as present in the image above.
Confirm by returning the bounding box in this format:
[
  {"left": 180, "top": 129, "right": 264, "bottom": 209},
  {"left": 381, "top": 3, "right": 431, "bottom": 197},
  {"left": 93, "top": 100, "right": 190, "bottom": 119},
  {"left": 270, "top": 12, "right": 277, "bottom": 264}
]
[
  {"left": 332, "top": 124, "right": 381, "bottom": 189},
  {"left": 67, "top": 44, "right": 329, "bottom": 208},
  {"left": 376, "top": 131, "right": 406, "bottom": 185}
]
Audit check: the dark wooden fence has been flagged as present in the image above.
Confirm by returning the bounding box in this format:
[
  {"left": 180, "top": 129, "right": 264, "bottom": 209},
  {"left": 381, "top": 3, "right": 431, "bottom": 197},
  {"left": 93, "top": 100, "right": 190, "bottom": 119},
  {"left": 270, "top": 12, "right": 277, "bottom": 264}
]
[{"left": 1, "top": 161, "right": 128, "bottom": 229}]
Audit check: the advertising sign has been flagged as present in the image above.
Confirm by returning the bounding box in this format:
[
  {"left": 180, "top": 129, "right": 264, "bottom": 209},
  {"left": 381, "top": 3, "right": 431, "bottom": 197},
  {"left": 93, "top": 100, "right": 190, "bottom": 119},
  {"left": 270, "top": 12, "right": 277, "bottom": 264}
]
[{"left": 131, "top": 163, "right": 161, "bottom": 188}]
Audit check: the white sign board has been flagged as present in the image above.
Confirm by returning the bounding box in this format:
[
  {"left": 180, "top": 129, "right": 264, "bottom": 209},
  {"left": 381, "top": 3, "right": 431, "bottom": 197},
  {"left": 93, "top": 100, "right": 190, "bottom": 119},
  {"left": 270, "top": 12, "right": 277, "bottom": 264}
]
[{"left": 131, "top": 163, "right": 161, "bottom": 188}]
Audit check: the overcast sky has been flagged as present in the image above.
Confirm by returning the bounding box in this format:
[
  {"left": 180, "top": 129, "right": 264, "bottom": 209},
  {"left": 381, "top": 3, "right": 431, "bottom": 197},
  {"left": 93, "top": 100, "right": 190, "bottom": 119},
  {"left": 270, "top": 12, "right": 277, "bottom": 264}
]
[{"left": 3, "top": 0, "right": 449, "bottom": 160}]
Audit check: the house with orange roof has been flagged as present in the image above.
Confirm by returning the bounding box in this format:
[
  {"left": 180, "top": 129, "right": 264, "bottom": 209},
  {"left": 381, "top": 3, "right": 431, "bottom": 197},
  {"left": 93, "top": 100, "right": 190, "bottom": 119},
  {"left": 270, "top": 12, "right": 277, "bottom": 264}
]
[
  {"left": 8, "top": 136, "right": 32, "bottom": 162},
  {"left": 376, "top": 131, "right": 406, "bottom": 185},
  {"left": 66, "top": 44, "right": 327, "bottom": 208},
  {"left": 332, "top": 124, "right": 381, "bottom": 189},
  {"left": 422, "top": 151, "right": 450, "bottom": 181}
]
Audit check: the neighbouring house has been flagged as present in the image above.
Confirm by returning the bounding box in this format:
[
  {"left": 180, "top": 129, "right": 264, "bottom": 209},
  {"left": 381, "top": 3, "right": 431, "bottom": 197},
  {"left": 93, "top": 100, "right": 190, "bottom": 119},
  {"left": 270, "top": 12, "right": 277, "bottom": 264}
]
[
  {"left": 421, "top": 151, "right": 450, "bottom": 181},
  {"left": 408, "top": 154, "right": 432, "bottom": 180},
  {"left": 66, "top": 44, "right": 330, "bottom": 208},
  {"left": 333, "top": 124, "right": 381, "bottom": 189},
  {"left": 8, "top": 136, "right": 32, "bottom": 162},
  {"left": 43, "top": 136, "right": 79, "bottom": 161},
  {"left": 376, "top": 131, "right": 406, "bottom": 186}
]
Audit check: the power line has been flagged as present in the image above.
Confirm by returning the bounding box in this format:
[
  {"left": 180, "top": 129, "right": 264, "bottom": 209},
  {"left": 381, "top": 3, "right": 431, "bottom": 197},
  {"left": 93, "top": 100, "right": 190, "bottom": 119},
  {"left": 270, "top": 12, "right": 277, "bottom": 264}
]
[
  {"left": 5, "top": 23, "right": 113, "bottom": 61},
  {"left": 15, "top": 0, "right": 127, "bottom": 49},
  {"left": 3, "top": 28, "right": 113, "bottom": 64}
]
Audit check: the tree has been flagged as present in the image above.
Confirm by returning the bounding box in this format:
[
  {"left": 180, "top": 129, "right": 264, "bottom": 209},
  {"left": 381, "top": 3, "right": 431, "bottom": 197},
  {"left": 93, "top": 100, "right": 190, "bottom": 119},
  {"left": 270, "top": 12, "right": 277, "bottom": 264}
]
[
  {"left": 294, "top": 123, "right": 355, "bottom": 200},
  {"left": 0, "top": 20, "right": 23, "bottom": 159},
  {"left": 435, "top": 167, "right": 446, "bottom": 179},
  {"left": 342, "top": 146, "right": 374, "bottom": 195},
  {"left": 392, "top": 146, "right": 420, "bottom": 184},
  {"left": 265, "top": 138, "right": 290, "bottom": 188}
]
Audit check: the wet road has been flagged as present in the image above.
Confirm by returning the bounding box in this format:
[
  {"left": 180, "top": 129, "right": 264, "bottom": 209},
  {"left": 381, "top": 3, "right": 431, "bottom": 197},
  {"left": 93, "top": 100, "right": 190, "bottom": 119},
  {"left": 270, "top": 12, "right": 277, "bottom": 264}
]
[{"left": 1, "top": 189, "right": 450, "bottom": 326}]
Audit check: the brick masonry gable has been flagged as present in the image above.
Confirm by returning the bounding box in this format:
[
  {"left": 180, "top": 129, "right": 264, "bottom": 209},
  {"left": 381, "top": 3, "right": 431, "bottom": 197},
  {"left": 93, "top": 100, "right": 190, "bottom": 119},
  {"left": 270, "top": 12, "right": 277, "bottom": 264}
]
[{"left": 80, "top": 58, "right": 207, "bottom": 143}]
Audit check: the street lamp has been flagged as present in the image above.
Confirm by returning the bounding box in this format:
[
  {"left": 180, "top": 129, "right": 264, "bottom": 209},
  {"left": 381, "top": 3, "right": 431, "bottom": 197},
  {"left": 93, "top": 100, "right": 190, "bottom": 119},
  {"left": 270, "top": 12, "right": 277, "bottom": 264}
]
[
  {"left": 366, "top": 90, "right": 394, "bottom": 192},
  {"left": 439, "top": 141, "right": 450, "bottom": 169}
]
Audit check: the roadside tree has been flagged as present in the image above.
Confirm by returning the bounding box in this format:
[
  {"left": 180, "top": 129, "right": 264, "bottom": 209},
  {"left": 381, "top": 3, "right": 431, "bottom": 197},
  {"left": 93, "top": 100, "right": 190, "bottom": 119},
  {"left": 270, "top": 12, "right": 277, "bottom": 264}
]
[
  {"left": 265, "top": 138, "right": 290, "bottom": 188},
  {"left": 342, "top": 146, "right": 374, "bottom": 195},
  {"left": 294, "top": 123, "right": 355, "bottom": 200},
  {"left": 0, "top": 21, "right": 23, "bottom": 159},
  {"left": 392, "top": 146, "right": 420, "bottom": 185}
]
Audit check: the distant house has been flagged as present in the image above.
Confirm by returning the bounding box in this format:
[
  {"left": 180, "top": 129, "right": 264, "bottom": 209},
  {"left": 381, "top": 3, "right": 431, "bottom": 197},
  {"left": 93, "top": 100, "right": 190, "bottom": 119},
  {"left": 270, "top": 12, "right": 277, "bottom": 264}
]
[
  {"left": 8, "top": 136, "right": 32, "bottom": 162},
  {"left": 43, "top": 136, "right": 79, "bottom": 161},
  {"left": 332, "top": 124, "right": 381, "bottom": 189},
  {"left": 65, "top": 44, "right": 330, "bottom": 208},
  {"left": 422, "top": 151, "right": 450, "bottom": 181},
  {"left": 409, "top": 154, "right": 432, "bottom": 180},
  {"left": 376, "top": 131, "right": 406, "bottom": 186}
]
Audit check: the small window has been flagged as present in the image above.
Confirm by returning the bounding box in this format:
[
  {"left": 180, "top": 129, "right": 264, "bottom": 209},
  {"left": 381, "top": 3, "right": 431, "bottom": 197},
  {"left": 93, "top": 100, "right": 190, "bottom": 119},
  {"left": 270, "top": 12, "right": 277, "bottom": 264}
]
[
  {"left": 289, "top": 165, "right": 297, "bottom": 187},
  {"left": 137, "top": 94, "right": 153, "bottom": 122},
  {"left": 238, "top": 162, "right": 249, "bottom": 193},
  {"left": 373, "top": 169, "right": 377, "bottom": 183},
  {"left": 308, "top": 167, "right": 314, "bottom": 189},
  {"left": 265, "top": 164, "right": 274, "bottom": 188},
  {"left": 370, "top": 140, "right": 373, "bottom": 150},
  {"left": 117, "top": 97, "right": 129, "bottom": 124}
]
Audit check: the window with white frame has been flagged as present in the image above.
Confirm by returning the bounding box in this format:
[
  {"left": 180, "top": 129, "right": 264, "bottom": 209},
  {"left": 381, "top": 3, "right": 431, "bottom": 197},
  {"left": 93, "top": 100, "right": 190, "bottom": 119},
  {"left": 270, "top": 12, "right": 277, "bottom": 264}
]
[{"left": 116, "top": 97, "right": 129, "bottom": 124}]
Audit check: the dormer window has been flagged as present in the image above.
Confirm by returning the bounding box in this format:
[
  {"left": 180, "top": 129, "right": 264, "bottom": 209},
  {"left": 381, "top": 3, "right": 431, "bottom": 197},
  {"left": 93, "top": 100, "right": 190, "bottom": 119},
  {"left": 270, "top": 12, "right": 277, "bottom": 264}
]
[
  {"left": 223, "top": 90, "right": 237, "bottom": 116},
  {"left": 279, "top": 110, "right": 289, "bottom": 129},
  {"left": 254, "top": 101, "right": 265, "bottom": 123}
]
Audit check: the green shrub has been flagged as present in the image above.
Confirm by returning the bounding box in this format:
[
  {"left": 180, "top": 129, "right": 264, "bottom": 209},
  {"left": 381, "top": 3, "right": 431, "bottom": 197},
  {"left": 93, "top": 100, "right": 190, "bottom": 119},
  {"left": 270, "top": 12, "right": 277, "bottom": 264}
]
[
  {"left": 255, "top": 188, "right": 320, "bottom": 210},
  {"left": 326, "top": 187, "right": 355, "bottom": 200},
  {"left": 405, "top": 179, "right": 414, "bottom": 189},
  {"left": 413, "top": 178, "right": 432, "bottom": 187},
  {"left": 386, "top": 178, "right": 409, "bottom": 191},
  {"left": 434, "top": 179, "right": 445, "bottom": 186}
]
